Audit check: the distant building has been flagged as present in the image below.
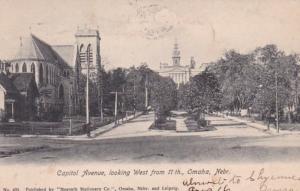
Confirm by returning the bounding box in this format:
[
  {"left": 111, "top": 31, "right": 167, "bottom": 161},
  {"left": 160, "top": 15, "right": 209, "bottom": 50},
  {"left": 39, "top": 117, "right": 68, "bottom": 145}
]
[
  {"left": 1, "top": 27, "right": 101, "bottom": 121},
  {"left": 158, "top": 42, "right": 204, "bottom": 86}
]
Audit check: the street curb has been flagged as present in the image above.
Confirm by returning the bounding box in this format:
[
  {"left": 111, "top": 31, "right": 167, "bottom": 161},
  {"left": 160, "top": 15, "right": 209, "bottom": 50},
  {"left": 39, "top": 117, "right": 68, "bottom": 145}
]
[
  {"left": 20, "top": 112, "right": 144, "bottom": 139},
  {"left": 224, "top": 115, "right": 277, "bottom": 135},
  {"left": 90, "top": 124, "right": 116, "bottom": 137},
  {"left": 241, "top": 122, "right": 274, "bottom": 135}
]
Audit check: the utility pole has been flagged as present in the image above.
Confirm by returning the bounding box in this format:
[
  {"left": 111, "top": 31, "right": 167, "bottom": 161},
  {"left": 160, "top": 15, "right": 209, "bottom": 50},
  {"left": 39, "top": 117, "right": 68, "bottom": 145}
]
[
  {"left": 110, "top": 91, "right": 129, "bottom": 125},
  {"left": 98, "top": 64, "right": 104, "bottom": 122},
  {"left": 100, "top": 94, "right": 103, "bottom": 122},
  {"left": 145, "top": 73, "right": 148, "bottom": 110},
  {"left": 69, "top": 85, "right": 72, "bottom": 135},
  {"left": 86, "top": 49, "right": 90, "bottom": 124},
  {"left": 275, "top": 70, "right": 279, "bottom": 133},
  {"left": 114, "top": 91, "right": 118, "bottom": 124},
  {"left": 133, "top": 74, "right": 136, "bottom": 116}
]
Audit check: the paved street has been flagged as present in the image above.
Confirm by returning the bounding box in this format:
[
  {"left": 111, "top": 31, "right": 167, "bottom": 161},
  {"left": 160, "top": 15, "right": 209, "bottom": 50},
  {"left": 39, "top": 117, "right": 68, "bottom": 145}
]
[{"left": 0, "top": 112, "right": 299, "bottom": 164}]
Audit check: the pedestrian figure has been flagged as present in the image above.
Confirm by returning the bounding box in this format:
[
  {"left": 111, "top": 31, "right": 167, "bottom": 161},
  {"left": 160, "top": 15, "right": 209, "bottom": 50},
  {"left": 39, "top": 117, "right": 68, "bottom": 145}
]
[{"left": 83, "top": 123, "right": 91, "bottom": 137}]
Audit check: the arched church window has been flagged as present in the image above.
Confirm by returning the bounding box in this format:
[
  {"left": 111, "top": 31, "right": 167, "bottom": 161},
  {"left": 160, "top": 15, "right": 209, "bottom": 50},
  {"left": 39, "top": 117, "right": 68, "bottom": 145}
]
[
  {"left": 15, "top": 63, "right": 19, "bottom": 73},
  {"left": 22, "top": 63, "right": 27, "bottom": 72},
  {"left": 51, "top": 68, "right": 54, "bottom": 84},
  {"left": 49, "top": 67, "right": 52, "bottom": 84},
  {"left": 45, "top": 65, "right": 48, "bottom": 84},
  {"left": 48, "top": 66, "right": 51, "bottom": 84},
  {"left": 31, "top": 63, "right": 35, "bottom": 74},
  {"left": 79, "top": 44, "right": 86, "bottom": 64},
  {"left": 39, "top": 64, "right": 43, "bottom": 84},
  {"left": 53, "top": 68, "right": 56, "bottom": 84},
  {"left": 86, "top": 44, "right": 93, "bottom": 63}
]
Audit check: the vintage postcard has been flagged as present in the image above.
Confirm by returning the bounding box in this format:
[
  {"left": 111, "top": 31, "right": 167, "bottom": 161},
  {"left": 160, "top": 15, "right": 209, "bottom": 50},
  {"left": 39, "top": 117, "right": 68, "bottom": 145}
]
[{"left": 0, "top": 0, "right": 299, "bottom": 190}]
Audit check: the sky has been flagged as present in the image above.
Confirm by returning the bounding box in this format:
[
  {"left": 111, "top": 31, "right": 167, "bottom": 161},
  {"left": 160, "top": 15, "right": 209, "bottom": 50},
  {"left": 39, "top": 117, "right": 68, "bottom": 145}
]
[{"left": 0, "top": 0, "right": 300, "bottom": 70}]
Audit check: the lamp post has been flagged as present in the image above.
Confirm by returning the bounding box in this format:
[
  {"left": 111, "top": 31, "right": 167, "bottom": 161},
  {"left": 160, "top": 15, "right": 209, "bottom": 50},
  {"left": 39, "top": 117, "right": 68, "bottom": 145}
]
[{"left": 6, "top": 99, "right": 15, "bottom": 123}]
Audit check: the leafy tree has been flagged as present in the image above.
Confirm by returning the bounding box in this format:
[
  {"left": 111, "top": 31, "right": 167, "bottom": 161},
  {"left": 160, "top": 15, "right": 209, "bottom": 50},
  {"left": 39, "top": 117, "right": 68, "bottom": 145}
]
[
  {"left": 182, "top": 70, "right": 221, "bottom": 119},
  {"left": 150, "top": 76, "right": 177, "bottom": 122},
  {"left": 252, "top": 45, "right": 298, "bottom": 122},
  {"left": 204, "top": 44, "right": 299, "bottom": 123},
  {"left": 207, "top": 50, "right": 262, "bottom": 112}
]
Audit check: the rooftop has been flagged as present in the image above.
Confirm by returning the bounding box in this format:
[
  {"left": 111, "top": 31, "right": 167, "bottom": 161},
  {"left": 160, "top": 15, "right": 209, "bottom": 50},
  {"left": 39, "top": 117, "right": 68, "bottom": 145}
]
[
  {"left": 52, "top": 45, "right": 75, "bottom": 68},
  {"left": 12, "top": 34, "right": 72, "bottom": 69}
]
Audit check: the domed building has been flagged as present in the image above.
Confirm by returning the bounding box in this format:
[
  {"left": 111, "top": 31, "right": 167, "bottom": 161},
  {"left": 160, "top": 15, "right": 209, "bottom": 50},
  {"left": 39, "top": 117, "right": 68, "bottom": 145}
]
[{"left": 158, "top": 42, "right": 204, "bottom": 87}]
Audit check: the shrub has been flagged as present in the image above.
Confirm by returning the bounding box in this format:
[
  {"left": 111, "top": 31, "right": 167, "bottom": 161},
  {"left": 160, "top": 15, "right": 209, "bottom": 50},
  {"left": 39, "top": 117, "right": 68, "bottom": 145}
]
[{"left": 197, "top": 119, "right": 208, "bottom": 127}]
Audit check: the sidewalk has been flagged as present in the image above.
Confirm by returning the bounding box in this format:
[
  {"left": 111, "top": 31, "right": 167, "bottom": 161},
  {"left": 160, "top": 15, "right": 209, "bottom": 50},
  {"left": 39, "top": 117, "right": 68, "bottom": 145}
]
[
  {"left": 21, "top": 112, "right": 143, "bottom": 139},
  {"left": 90, "top": 111, "right": 143, "bottom": 137},
  {"left": 224, "top": 115, "right": 300, "bottom": 135}
]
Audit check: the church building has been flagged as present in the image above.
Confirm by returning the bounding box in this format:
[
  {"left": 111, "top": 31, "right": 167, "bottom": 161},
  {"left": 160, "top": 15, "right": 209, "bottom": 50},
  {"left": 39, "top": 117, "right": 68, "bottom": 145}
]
[{"left": 5, "top": 27, "right": 101, "bottom": 121}]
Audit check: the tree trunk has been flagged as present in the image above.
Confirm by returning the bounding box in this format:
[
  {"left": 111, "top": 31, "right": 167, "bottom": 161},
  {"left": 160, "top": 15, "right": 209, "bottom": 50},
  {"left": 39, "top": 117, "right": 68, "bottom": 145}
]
[{"left": 287, "top": 111, "right": 292, "bottom": 123}]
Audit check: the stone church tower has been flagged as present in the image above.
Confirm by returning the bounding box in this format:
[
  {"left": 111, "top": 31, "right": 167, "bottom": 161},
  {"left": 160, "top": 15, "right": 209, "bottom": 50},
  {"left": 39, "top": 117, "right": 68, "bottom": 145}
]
[
  {"left": 75, "top": 27, "right": 102, "bottom": 116},
  {"left": 75, "top": 27, "right": 101, "bottom": 77}
]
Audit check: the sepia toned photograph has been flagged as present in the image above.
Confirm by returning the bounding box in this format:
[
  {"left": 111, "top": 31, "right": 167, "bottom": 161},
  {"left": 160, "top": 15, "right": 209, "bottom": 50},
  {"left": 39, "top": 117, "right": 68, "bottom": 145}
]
[
  {"left": 1, "top": 1, "right": 300, "bottom": 191},
  {"left": 0, "top": 0, "right": 299, "bottom": 167}
]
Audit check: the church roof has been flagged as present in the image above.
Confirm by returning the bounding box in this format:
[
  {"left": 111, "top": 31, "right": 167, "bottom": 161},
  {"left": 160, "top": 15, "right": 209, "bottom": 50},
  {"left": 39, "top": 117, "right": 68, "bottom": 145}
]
[
  {"left": 13, "top": 34, "right": 56, "bottom": 62},
  {"left": 0, "top": 73, "right": 18, "bottom": 94},
  {"left": 12, "top": 34, "right": 72, "bottom": 69},
  {"left": 52, "top": 45, "right": 75, "bottom": 68}
]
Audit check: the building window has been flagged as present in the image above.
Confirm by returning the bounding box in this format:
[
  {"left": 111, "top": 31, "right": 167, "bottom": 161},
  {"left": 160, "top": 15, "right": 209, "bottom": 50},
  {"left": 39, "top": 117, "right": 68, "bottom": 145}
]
[
  {"left": 22, "top": 63, "right": 27, "bottom": 72},
  {"left": 49, "top": 67, "right": 52, "bottom": 84},
  {"left": 87, "top": 44, "right": 93, "bottom": 63},
  {"left": 79, "top": 44, "right": 86, "bottom": 64},
  {"left": 51, "top": 68, "right": 53, "bottom": 84},
  {"left": 45, "top": 65, "right": 48, "bottom": 84},
  {"left": 39, "top": 64, "right": 43, "bottom": 84},
  {"left": 15, "top": 63, "right": 19, "bottom": 73},
  {"left": 31, "top": 63, "right": 35, "bottom": 74},
  {"left": 52, "top": 68, "right": 56, "bottom": 84}
]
